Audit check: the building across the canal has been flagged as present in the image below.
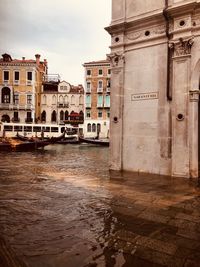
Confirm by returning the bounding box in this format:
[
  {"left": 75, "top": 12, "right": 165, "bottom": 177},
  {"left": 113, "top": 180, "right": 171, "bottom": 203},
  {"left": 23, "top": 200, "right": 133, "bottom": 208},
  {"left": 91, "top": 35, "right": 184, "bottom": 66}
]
[
  {"left": 41, "top": 75, "right": 84, "bottom": 125},
  {"left": 83, "top": 60, "right": 111, "bottom": 138},
  {"left": 0, "top": 53, "right": 47, "bottom": 123},
  {"left": 106, "top": 0, "right": 200, "bottom": 178}
]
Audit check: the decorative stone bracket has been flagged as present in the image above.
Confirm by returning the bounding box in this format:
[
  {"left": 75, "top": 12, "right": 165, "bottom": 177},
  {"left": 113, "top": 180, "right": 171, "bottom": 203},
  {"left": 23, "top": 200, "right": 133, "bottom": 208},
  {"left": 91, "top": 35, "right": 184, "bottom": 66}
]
[
  {"left": 169, "top": 37, "right": 194, "bottom": 57},
  {"left": 107, "top": 52, "right": 125, "bottom": 68},
  {"left": 189, "top": 90, "right": 200, "bottom": 102}
]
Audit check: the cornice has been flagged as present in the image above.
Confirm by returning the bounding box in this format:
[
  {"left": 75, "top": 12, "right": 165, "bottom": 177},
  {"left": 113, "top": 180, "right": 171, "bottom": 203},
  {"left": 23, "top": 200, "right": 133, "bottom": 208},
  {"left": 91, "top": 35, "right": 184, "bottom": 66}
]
[{"left": 166, "top": 1, "right": 199, "bottom": 17}]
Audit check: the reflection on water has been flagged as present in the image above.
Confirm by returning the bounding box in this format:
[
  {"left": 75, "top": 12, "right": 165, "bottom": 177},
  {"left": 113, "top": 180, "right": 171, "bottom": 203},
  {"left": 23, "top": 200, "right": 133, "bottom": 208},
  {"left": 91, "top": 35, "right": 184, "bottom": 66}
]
[
  {"left": 0, "top": 144, "right": 124, "bottom": 267},
  {"left": 1, "top": 144, "right": 200, "bottom": 267}
]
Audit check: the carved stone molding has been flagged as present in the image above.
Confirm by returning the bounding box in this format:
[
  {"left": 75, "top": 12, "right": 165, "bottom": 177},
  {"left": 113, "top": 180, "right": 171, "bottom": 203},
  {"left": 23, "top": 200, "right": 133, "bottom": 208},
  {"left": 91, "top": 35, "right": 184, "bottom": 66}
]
[
  {"left": 126, "top": 25, "right": 166, "bottom": 42},
  {"left": 107, "top": 52, "right": 125, "bottom": 68},
  {"left": 169, "top": 37, "right": 194, "bottom": 57},
  {"left": 189, "top": 90, "right": 200, "bottom": 102}
]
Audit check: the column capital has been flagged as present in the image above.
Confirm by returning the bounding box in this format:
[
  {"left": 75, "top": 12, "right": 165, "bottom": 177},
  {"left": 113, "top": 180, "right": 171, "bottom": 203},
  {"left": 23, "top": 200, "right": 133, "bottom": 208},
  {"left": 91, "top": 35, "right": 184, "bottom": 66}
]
[
  {"left": 169, "top": 37, "right": 194, "bottom": 57},
  {"left": 107, "top": 52, "right": 125, "bottom": 68},
  {"left": 189, "top": 90, "right": 200, "bottom": 102}
]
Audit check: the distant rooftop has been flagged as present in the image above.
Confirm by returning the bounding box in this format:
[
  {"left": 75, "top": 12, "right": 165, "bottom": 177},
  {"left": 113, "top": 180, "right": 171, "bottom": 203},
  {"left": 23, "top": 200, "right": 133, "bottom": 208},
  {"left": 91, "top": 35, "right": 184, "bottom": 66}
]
[{"left": 83, "top": 59, "right": 110, "bottom": 66}]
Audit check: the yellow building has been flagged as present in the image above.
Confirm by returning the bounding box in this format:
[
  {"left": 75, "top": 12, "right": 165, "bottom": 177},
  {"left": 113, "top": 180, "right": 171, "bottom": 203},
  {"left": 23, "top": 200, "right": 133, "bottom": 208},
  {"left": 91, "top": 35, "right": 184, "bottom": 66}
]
[{"left": 0, "top": 53, "right": 47, "bottom": 123}]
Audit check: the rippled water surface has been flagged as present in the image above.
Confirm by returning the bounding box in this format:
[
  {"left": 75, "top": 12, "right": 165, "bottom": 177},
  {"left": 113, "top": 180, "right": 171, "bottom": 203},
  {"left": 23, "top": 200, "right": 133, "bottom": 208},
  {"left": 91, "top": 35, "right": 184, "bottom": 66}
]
[{"left": 1, "top": 144, "right": 200, "bottom": 267}]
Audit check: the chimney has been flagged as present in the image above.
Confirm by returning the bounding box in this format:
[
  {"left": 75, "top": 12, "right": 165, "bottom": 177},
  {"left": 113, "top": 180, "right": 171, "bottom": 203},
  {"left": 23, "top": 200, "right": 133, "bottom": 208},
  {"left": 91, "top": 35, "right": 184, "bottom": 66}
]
[{"left": 35, "top": 54, "right": 41, "bottom": 65}]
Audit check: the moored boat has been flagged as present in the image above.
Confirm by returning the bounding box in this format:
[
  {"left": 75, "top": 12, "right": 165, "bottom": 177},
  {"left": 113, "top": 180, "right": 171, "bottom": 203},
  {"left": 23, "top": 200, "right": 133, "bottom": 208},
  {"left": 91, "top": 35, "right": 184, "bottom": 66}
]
[
  {"left": 79, "top": 137, "right": 109, "bottom": 146},
  {"left": 0, "top": 138, "right": 50, "bottom": 152}
]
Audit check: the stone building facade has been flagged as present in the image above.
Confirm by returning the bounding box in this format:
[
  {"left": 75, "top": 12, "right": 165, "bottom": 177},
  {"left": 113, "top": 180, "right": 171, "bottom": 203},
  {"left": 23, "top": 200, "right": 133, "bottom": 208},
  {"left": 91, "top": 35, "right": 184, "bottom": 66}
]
[
  {"left": 106, "top": 0, "right": 200, "bottom": 178},
  {"left": 0, "top": 53, "right": 46, "bottom": 123},
  {"left": 83, "top": 60, "right": 111, "bottom": 138},
  {"left": 41, "top": 77, "right": 84, "bottom": 125}
]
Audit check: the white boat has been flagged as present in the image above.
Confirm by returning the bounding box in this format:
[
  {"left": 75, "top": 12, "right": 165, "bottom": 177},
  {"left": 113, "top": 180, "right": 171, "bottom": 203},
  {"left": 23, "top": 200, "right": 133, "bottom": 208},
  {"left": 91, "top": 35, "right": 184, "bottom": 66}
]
[{"left": 0, "top": 122, "right": 82, "bottom": 139}]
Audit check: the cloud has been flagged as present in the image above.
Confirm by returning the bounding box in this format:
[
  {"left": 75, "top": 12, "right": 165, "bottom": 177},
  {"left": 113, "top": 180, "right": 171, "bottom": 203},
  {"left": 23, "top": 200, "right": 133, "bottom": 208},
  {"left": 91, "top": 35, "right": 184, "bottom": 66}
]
[{"left": 0, "top": 0, "right": 111, "bottom": 84}]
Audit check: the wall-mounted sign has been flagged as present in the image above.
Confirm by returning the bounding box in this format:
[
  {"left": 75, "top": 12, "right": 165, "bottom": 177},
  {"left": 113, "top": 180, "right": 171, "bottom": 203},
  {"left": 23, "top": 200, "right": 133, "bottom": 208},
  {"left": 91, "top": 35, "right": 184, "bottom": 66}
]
[{"left": 131, "top": 92, "right": 158, "bottom": 101}]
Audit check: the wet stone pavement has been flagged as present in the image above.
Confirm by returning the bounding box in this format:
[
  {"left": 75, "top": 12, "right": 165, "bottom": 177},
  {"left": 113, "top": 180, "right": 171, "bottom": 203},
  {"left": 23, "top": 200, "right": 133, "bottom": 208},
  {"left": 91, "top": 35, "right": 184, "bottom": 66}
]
[{"left": 0, "top": 144, "right": 200, "bottom": 267}]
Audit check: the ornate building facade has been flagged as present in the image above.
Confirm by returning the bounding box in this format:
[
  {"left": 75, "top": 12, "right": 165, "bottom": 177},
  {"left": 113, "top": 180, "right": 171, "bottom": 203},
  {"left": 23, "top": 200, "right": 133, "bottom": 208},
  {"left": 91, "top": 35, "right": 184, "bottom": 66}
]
[
  {"left": 0, "top": 53, "right": 47, "bottom": 123},
  {"left": 106, "top": 0, "right": 200, "bottom": 178},
  {"left": 83, "top": 60, "right": 111, "bottom": 138},
  {"left": 41, "top": 77, "right": 84, "bottom": 126}
]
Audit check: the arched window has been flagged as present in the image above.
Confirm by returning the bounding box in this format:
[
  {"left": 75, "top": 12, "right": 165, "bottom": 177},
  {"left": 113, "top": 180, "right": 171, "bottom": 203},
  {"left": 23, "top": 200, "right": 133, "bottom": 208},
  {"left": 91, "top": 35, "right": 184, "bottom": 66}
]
[
  {"left": 41, "top": 110, "right": 46, "bottom": 122},
  {"left": 71, "top": 95, "right": 75, "bottom": 105},
  {"left": 79, "top": 110, "right": 84, "bottom": 120},
  {"left": 1, "top": 114, "right": 10, "bottom": 123},
  {"left": 97, "top": 123, "right": 101, "bottom": 133},
  {"left": 79, "top": 95, "right": 83, "bottom": 105},
  {"left": 92, "top": 123, "right": 96, "bottom": 132},
  {"left": 64, "top": 95, "right": 68, "bottom": 104},
  {"left": 65, "top": 110, "right": 69, "bottom": 120},
  {"left": 2, "top": 87, "right": 11, "bottom": 103},
  {"left": 87, "top": 123, "right": 91, "bottom": 132},
  {"left": 52, "top": 95, "right": 56, "bottom": 105},
  {"left": 51, "top": 110, "right": 57, "bottom": 122},
  {"left": 60, "top": 110, "right": 64, "bottom": 121},
  {"left": 59, "top": 95, "right": 63, "bottom": 103},
  {"left": 43, "top": 95, "right": 47, "bottom": 105}
]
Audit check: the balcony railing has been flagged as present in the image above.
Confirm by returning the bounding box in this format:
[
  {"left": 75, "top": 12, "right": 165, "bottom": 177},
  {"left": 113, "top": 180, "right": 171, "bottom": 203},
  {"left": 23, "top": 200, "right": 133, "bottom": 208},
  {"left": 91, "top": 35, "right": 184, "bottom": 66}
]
[
  {"left": 0, "top": 103, "right": 34, "bottom": 110},
  {"left": 57, "top": 102, "right": 69, "bottom": 108},
  {"left": 104, "top": 103, "right": 110, "bottom": 108},
  {"left": 97, "top": 88, "right": 103, "bottom": 93},
  {"left": 26, "top": 80, "right": 32, "bottom": 86},
  {"left": 12, "top": 118, "right": 20, "bottom": 123},
  {"left": 43, "top": 74, "right": 60, "bottom": 83},
  {"left": 14, "top": 80, "right": 20, "bottom": 85},
  {"left": 86, "top": 88, "right": 91, "bottom": 93},
  {"left": 106, "top": 87, "right": 110, "bottom": 93}
]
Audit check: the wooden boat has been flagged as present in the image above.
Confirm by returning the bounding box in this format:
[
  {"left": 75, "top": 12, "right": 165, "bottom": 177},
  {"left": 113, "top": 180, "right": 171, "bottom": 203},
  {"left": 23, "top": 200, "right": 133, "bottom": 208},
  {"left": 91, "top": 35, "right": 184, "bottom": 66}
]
[
  {"left": 0, "top": 138, "right": 50, "bottom": 152},
  {"left": 57, "top": 137, "right": 80, "bottom": 144},
  {"left": 79, "top": 137, "right": 109, "bottom": 146},
  {"left": 16, "top": 131, "right": 66, "bottom": 144}
]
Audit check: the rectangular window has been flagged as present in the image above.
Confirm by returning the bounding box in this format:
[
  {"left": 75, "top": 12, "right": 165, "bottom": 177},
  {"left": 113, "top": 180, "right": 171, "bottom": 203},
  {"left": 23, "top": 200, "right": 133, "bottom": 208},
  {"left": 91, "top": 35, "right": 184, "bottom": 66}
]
[
  {"left": 14, "top": 71, "right": 20, "bottom": 81},
  {"left": 4, "top": 125, "right": 13, "bottom": 131},
  {"left": 108, "top": 69, "right": 111, "bottom": 75},
  {"left": 33, "top": 126, "right": 41, "bottom": 132},
  {"left": 4, "top": 71, "right": 9, "bottom": 81},
  {"left": 98, "top": 69, "right": 103, "bottom": 75},
  {"left": 14, "top": 94, "right": 19, "bottom": 104},
  {"left": 98, "top": 111, "right": 102, "bottom": 118},
  {"left": 27, "top": 72, "right": 32, "bottom": 81},
  {"left": 97, "top": 95, "right": 103, "bottom": 107},
  {"left": 14, "top": 111, "right": 18, "bottom": 120},
  {"left": 24, "top": 126, "right": 32, "bottom": 132},
  {"left": 14, "top": 125, "right": 22, "bottom": 132},
  {"left": 86, "top": 95, "right": 91, "bottom": 104},
  {"left": 107, "top": 111, "right": 110, "bottom": 118},
  {"left": 87, "top": 69, "right": 91, "bottom": 76},
  {"left": 98, "top": 81, "right": 103, "bottom": 88},
  {"left": 3, "top": 95, "right": 10, "bottom": 103},
  {"left": 27, "top": 95, "right": 32, "bottom": 104},
  {"left": 86, "top": 111, "right": 90, "bottom": 118},
  {"left": 105, "top": 95, "right": 110, "bottom": 107},
  {"left": 51, "top": 127, "right": 59, "bottom": 132},
  {"left": 42, "top": 126, "right": 50, "bottom": 132},
  {"left": 27, "top": 111, "right": 32, "bottom": 118},
  {"left": 86, "top": 82, "right": 91, "bottom": 92}
]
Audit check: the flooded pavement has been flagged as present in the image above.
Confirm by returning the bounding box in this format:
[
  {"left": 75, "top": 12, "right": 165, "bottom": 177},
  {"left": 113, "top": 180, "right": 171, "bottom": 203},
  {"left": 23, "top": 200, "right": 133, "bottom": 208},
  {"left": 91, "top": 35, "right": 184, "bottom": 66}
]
[{"left": 0, "top": 144, "right": 200, "bottom": 267}]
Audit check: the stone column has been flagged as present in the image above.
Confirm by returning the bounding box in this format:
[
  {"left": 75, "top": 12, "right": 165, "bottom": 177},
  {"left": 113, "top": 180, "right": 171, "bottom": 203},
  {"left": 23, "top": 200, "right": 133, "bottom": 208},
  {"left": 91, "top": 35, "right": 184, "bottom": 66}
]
[
  {"left": 189, "top": 90, "right": 199, "bottom": 178},
  {"left": 107, "top": 52, "right": 125, "bottom": 171},
  {"left": 170, "top": 37, "right": 194, "bottom": 177}
]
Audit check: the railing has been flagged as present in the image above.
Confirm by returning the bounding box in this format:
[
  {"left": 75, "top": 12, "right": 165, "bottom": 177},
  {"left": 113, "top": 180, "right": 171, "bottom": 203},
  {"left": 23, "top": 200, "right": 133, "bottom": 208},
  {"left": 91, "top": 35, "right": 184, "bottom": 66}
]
[
  {"left": 43, "top": 74, "right": 60, "bottom": 83},
  {"left": 104, "top": 103, "right": 110, "bottom": 108},
  {"left": 26, "top": 80, "right": 32, "bottom": 86},
  {"left": 97, "top": 88, "right": 103, "bottom": 93},
  {"left": 12, "top": 118, "right": 20, "bottom": 123},
  {"left": 14, "top": 80, "right": 19, "bottom": 85},
  {"left": 0, "top": 103, "right": 34, "bottom": 110},
  {"left": 57, "top": 102, "right": 69, "bottom": 108}
]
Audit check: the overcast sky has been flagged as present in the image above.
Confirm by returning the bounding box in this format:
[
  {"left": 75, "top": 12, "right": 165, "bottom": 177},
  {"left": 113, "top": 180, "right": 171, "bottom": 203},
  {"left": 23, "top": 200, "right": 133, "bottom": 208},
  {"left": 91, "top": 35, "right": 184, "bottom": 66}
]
[{"left": 0, "top": 0, "right": 111, "bottom": 85}]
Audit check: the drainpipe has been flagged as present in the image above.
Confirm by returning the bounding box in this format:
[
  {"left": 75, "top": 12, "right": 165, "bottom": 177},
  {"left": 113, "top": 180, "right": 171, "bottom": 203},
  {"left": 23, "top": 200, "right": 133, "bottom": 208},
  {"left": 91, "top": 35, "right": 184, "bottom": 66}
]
[{"left": 163, "top": 0, "right": 172, "bottom": 101}]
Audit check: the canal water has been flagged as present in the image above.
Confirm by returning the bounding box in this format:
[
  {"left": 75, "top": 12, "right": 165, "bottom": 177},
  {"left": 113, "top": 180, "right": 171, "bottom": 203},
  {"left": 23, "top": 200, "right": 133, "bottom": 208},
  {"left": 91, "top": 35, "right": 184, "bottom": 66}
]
[
  {"left": 1, "top": 144, "right": 200, "bottom": 267},
  {"left": 0, "top": 144, "right": 122, "bottom": 267}
]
